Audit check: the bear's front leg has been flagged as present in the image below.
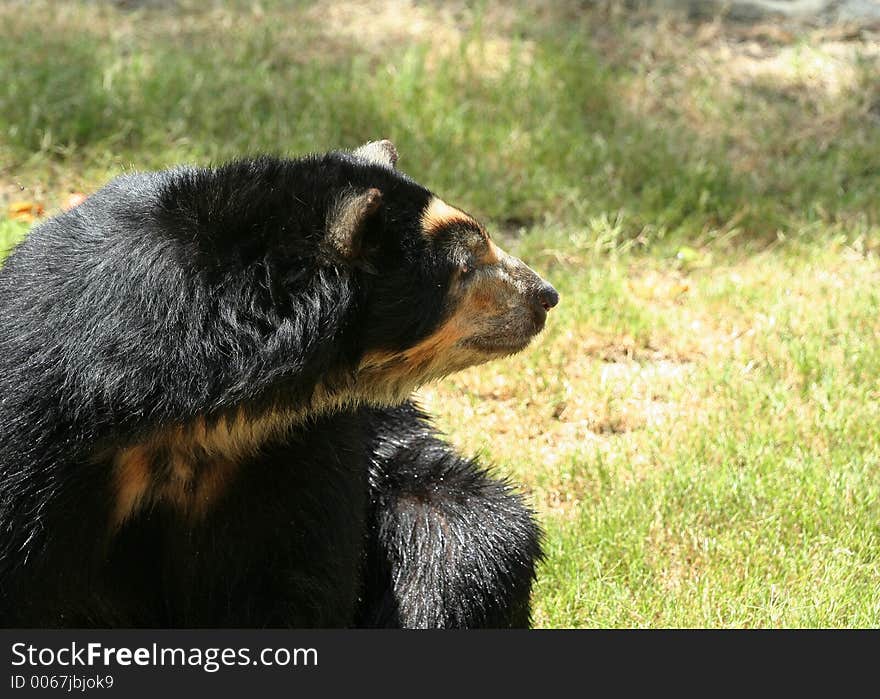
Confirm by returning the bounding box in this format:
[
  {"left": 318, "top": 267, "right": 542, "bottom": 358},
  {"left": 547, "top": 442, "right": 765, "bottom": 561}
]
[{"left": 357, "top": 402, "right": 543, "bottom": 628}]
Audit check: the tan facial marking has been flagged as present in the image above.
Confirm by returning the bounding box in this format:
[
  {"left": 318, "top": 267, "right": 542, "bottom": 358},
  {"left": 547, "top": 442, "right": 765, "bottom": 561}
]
[
  {"left": 483, "top": 238, "right": 503, "bottom": 265},
  {"left": 357, "top": 318, "right": 468, "bottom": 404},
  {"left": 421, "top": 196, "right": 481, "bottom": 238},
  {"left": 398, "top": 317, "right": 466, "bottom": 372},
  {"left": 356, "top": 268, "right": 512, "bottom": 403}
]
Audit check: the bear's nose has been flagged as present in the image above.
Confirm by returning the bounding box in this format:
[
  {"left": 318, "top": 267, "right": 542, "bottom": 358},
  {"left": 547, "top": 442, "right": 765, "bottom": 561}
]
[{"left": 536, "top": 283, "right": 559, "bottom": 311}]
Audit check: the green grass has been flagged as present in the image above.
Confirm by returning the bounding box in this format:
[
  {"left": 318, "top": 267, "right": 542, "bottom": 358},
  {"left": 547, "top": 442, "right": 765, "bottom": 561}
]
[
  {"left": 0, "top": 219, "right": 28, "bottom": 255},
  {"left": 2, "top": 1, "right": 880, "bottom": 627},
  {"left": 4, "top": 1, "right": 880, "bottom": 238},
  {"left": 421, "top": 238, "right": 880, "bottom": 627}
]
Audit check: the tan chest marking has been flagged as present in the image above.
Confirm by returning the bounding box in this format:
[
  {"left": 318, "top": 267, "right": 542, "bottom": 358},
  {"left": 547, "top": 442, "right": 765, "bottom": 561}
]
[{"left": 110, "top": 409, "right": 293, "bottom": 528}]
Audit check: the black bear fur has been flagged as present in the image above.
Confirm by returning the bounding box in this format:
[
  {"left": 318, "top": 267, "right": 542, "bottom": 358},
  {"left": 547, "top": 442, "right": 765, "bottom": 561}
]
[{"left": 0, "top": 141, "right": 556, "bottom": 627}]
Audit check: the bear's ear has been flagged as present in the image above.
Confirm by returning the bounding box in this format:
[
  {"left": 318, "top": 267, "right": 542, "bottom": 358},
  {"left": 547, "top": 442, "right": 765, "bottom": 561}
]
[
  {"left": 325, "top": 187, "right": 383, "bottom": 262},
  {"left": 352, "top": 139, "right": 398, "bottom": 169}
]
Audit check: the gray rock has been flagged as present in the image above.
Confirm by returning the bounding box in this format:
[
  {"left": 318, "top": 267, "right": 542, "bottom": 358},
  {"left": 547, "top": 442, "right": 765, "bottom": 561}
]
[{"left": 655, "top": 0, "right": 880, "bottom": 23}]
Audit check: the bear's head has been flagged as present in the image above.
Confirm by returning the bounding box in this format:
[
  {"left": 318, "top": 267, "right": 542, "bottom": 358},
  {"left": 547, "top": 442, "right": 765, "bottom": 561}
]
[
  {"left": 104, "top": 141, "right": 559, "bottom": 523},
  {"left": 318, "top": 140, "right": 559, "bottom": 407}
]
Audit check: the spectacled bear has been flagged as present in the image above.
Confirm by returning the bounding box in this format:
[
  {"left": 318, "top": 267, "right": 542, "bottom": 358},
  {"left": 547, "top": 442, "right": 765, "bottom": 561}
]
[{"left": 0, "top": 140, "right": 559, "bottom": 628}]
